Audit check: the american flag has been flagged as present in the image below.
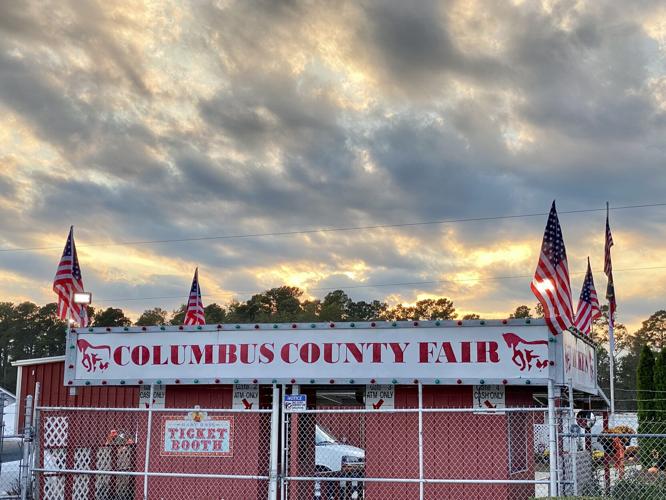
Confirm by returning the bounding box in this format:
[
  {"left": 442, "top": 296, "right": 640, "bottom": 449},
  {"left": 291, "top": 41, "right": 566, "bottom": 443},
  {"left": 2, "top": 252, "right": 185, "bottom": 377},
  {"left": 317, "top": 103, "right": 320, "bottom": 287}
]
[
  {"left": 573, "top": 258, "right": 602, "bottom": 335},
  {"left": 605, "top": 204, "right": 616, "bottom": 327},
  {"left": 531, "top": 201, "right": 574, "bottom": 335},
  {"left": 184, "top": 267, "right": 206, "bottom": 326},
  {"left": 52, "top": 226, "right": 88, "bottom": 327}
]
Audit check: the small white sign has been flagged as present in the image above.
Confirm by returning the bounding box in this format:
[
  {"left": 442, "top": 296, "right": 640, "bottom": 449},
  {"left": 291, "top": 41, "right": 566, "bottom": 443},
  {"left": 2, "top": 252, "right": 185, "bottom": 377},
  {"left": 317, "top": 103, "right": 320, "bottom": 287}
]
[
  {"left": 473, "top": 384, "right": 505, "bottom": 410},
  {"left": 365, "top": 384, "right": 395, "bottom": 410},
  {"left": 139, "top": 385, "right": 166, "bottom": 408},
  {"left": 232, "top": 384, "right": 259, "bottom": 410},
  {"left": 162, "top": 415, "right": 233, "bottom": 457},
  {"left": 284, "top": 394, "right": 307, "bottom": 411}
]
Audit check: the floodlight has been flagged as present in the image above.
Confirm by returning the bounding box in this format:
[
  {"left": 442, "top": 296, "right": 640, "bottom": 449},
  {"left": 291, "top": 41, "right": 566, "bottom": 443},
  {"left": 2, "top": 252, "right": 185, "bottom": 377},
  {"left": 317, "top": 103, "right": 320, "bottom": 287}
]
[{"left": 73, "top": 292, "right": 92, "bottom": 304}]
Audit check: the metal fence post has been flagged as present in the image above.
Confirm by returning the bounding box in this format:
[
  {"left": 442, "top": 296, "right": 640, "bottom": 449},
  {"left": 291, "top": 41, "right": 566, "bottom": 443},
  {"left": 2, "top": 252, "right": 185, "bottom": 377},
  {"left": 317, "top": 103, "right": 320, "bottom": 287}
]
[
  {"left": 547, "top": 380, "right": 558, "bottom": 497},
  {"left": 20, "top": 395, "right": 33, "bottom": 500},
  {"left": 268, "top": 383, "right": 280, "bottom": 500},
  {"left": 143, "top": 385, "right": 154, "bottom": 500},
  {"left": 32, "top": 383, "right": 41, "bottom": 500},
  {"left": 418, "top": 382, "right": 424, "bottom": 500},
  {"left": 567, "top": 383, "right": 578, "bottom": 496}
]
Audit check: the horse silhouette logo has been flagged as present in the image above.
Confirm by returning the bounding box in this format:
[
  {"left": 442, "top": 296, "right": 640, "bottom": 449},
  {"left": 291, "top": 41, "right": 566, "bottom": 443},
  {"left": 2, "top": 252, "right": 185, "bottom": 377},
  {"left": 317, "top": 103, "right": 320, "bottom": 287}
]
[
  {"left": 77, "top": 339, "right": 111, "bottom": 372},
  {"left": 502, "top": 332, "right": 549, "bottom": 372}
]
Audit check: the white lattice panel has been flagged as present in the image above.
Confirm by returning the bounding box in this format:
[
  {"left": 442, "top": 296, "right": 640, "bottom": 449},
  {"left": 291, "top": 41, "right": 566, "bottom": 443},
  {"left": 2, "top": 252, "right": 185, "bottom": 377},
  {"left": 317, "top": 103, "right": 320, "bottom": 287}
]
[
  {"left": 44, "top": 416, "right": 69, "bottom": 447},
  {"left": 43, "top": 475, "right": 64, "bottom": 500},
  {"left": 73, "top": 448, "right": 92, "bottom": 500},
  {"left": 43, "top": 448, "right": 66, "bottom": 471}
]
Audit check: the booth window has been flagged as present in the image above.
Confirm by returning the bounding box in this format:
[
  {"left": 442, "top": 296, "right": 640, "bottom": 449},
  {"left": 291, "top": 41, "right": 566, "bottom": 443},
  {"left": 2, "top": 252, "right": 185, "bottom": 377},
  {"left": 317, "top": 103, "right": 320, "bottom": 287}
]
[{"left": 507, "top": 413, "right": 529, "bottom": 474}]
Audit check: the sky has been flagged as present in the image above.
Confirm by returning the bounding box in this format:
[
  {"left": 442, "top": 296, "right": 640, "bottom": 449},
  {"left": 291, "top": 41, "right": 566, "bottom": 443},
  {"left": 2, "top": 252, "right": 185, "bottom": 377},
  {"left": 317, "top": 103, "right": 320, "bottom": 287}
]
[{"left": 0, "top": 0, "right": 664, "bottom": 332}]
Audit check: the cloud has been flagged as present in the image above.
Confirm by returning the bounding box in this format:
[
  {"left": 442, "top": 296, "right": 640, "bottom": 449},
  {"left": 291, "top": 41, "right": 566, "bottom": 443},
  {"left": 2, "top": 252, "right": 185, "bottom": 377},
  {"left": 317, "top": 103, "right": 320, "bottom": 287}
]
[{"left": 0, "top": 0, "right": 664, "bottom": 332}]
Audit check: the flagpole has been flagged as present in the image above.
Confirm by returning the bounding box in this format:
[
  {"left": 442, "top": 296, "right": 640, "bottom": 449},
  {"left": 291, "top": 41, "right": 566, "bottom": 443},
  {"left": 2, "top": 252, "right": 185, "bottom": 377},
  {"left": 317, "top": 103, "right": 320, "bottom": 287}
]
[{"left": 609, "top": 317, "right": 616, "bottom": 419}]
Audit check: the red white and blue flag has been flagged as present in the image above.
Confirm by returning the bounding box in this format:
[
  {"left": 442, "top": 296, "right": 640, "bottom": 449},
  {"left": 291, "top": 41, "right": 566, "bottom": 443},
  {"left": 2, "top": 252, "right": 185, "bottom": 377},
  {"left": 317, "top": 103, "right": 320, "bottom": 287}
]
[
  {"left": 53, "top": 226, "right": 88, "bottom": 327},
  {"left": 573, "top": 258, "right": 602, "bottom": 335},
  {"left": 531, "top": 201, "right": 574, "bottom": 335},
  {"left": 605, "top": 204, "right": 616, "bottom": 327},
  {"left": 184, "top": 267, "right": 206, "bottom": 326}
]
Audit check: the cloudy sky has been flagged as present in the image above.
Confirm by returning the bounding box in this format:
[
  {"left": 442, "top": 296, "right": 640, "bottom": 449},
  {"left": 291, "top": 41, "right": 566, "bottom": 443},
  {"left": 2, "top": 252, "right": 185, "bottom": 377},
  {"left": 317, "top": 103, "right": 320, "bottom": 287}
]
[{"left": 0, "top": 0, "right": 664, "bottom": 331}]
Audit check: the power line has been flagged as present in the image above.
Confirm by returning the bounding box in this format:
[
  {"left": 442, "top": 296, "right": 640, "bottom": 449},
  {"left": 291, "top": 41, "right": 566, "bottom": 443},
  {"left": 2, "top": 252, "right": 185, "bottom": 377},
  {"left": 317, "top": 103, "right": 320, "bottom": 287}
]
[
  {"left": 93, "top": 264, "right": 666, "bottom": 303},
  {"left": 2, "top": 202, "right": 665, "bottom": 253}
]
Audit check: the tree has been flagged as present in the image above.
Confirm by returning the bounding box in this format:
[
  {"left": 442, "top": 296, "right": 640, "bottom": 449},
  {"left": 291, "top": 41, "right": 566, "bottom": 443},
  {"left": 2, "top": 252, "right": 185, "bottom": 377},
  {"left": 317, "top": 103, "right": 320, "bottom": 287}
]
[
  {"left": 170, "top": 304, "right": 186, "bottom": 325},
  {"left": 635, "top": 311, "right": 666, "bottom": 351},
  {"left": 510, "top": 305, "right": 532, "bottom": 319},
  {"left": 534, "top": 303, "right": 544, "bottom": 318},
  {"left": 637, "top": 345, "right": 657, "bottom": 465},
  {"left": 413, "top": 298, "right": 456, "bottom": 320},
  {"left": 654, "top": 348, "right": 666, "bottom": 414},
  {"left": 462, "top": 313, "right": 480, "bottom": 320},
  {"left": 347, "top": 300, "right": 388, "bottom": 321},
  {"left": 204, "top": 303, "right": 226, "bottom": 324},
  {"left": 320, "top": 290, "right": 351, "bottom": 321},
  {"left": 93, "top": 307, "right": 131, "bottom": 327},
  {"left": 136, "top": 308, "right": 169, "bottom": 326}
]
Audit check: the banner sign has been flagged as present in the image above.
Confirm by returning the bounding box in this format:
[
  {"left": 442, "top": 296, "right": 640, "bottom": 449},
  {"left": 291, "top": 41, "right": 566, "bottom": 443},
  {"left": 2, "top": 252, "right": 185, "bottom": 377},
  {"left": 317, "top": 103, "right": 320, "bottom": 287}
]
[
  {"left": 69, "top": 324, "right": 552, "bottom": 385},
  {"left": 365, "top": 384, "right": 394, "bottom": 410},
  {"left": 232, "top": 384, "right": 259, "bottom": 410},
  {"left": 161, "top": 412, "right": 233, "bottom": 457},
  {"left": 563, "top": 330, "right": 597, "bottom": 394}
]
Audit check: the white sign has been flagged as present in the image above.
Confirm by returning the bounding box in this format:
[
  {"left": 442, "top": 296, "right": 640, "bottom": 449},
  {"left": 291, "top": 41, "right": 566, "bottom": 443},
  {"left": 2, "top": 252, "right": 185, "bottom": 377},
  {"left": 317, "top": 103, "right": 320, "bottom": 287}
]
[
  {"left": 365, "top": 384, "right": 395, "bottom": 410},
  {"left": 563, "top": 331, "right": 597, "bottom": 394},
  {"left": 232, "top": 384, "right": 259, "bottom": 410},
  {"left": 139, "top": 385, "right": 166, "bottom": 408},
  {"left": 70, "top": 326, "right": 551, "bottom": 385},
  {"left": 473, "top": 384, "right": 505, "bottom": 410},
  {"left": 284, "top": 394, "right": 307, "bottom": 411},
  {"left": 162, "top": 414, "right": 233, "bottom": 457}
]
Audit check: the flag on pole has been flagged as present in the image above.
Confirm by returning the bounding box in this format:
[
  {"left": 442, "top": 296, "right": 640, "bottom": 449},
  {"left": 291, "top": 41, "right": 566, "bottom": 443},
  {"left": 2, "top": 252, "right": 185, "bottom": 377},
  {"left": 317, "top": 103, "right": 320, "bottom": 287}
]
[
  {"left": 573, "top": 258, "right": 602, "bottom": 335},
  {"left": 52, "top": 226, "right": 88, "bottom": 327},
  {"left": 184, "top": 267, "right": 206, "bottom": 326},
  {"left": 605, "top": 203, "right": 616, "bottom": 327},
  {"left": 531, "top": 201, "right": 574, "bottom": 335}
]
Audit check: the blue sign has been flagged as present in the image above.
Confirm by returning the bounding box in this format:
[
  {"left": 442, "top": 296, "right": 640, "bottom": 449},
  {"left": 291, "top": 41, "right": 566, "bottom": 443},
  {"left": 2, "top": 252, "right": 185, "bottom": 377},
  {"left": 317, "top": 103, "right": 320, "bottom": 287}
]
[{"left": 284, "top": 394, "right": 307, "bottom": 411}]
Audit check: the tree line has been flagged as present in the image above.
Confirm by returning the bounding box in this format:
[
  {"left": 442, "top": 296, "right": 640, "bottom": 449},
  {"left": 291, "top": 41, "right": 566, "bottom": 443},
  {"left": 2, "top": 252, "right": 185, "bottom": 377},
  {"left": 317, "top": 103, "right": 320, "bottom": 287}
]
[{"left": 0, "top": 286, "right": 664, "bottom": 412}]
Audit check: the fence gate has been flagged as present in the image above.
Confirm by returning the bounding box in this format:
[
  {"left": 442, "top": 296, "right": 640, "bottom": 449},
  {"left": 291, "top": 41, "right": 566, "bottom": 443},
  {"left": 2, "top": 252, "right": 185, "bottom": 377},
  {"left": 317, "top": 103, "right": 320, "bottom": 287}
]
[
  {"left": 281, "top": 404, "right": 552, "bottom": 500},
  {"left": 0, "top": 395, "right": 34, "bottom": 500}
]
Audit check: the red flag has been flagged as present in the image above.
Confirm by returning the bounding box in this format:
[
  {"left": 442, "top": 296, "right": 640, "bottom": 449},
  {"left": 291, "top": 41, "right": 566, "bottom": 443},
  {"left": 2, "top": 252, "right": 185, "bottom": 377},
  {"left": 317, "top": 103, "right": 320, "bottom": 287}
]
[
  {"left": 531, "top": 201, "right": 574, "bottom": 334},
  {"left": 52, "top": 226, "right": 88, "bottom": 327},
  {"left": 184, "top": 267, "right": 206, "bottom": 326}
]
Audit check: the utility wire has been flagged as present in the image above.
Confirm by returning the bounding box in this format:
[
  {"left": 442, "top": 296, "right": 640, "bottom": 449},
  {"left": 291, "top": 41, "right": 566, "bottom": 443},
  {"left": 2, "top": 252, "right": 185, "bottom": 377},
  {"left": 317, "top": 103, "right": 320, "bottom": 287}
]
[
  {"left": 93, "top": 264, "right": 666, "bottom": 303},
  {"left": 2, "top": 202, "right": 665, "bottom": 253}
]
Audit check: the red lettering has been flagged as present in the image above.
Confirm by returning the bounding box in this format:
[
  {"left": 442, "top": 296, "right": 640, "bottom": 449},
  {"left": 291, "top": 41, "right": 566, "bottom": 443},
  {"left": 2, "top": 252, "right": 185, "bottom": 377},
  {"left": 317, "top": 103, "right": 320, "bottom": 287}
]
[
  {"left": 240, "top": 344, "right": 257, "bottom": 364},
  {"left": 300, "top": 343, "right": 320, "bottom": 363},
  {"left": 461, "top": 341, "right": 471, "bottom": 363},
  {"left": 435, "top": 342, "right": 457, "bottom": 363},
  {"left": 113, "top": 346, "right": 129, "bottom": 366},
  {"left": 181, "top": 440, "right": 190, "bottom": 450},
  {"left": 259, "top": 343, "right": 274, "bottom": 364},
  {"left": 191, "top": 440, "right": 200, "bottom": 450},
  {"left": 152, "top": 346, "right": 168, "bottom": 365},
  {"left": 324, "top": 343, "right": 340, "bottom": 363},
  {"left": 218, "top": 344, "right": 237, "bottom": 364},
  {"left": 170, "top": 345, "right": 186, "bottom": 365},
  {"left": 281, "top": 343, "right": 298, "bottom": 364},
  {"left": 419, "top": 342, "right": 435, "bottom": 363},
  {"left": 171, "top": 440, "right": 180, "bottom": 450},
  {"left": 477, "top": 341, "right": 499, "bottom": 363},
  {"left": 131, "top": 346, "right": 150, "bottom": 366},
  {"left": 344, "top": 343, "right": 363, "bottom": 363},
  {"left": 189, "top": 345, "right": 213, "bottom": 364},
  {"left": 213, "top": 440, "right": 222, "bottom": 451},
  {"left": 168, "top": 428, "right": 177, "bottom": 439},
  {"left": 388, "top": 342, "right": 409, "bottom": 363},
  {"left": 186, "top": 428, "right": 195, "bottom": 439}
]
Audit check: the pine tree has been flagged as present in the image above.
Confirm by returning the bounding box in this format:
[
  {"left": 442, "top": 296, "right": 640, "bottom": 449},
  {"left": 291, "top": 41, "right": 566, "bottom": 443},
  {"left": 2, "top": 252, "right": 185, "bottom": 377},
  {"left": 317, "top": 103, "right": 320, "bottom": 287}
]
[{"left": 637, "top": 345, "right": 656, "bottom": 466}]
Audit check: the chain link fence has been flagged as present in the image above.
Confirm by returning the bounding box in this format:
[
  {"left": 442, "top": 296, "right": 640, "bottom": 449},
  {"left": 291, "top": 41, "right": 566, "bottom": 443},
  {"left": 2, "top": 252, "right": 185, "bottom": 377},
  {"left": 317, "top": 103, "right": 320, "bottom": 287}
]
[
  {"left": 561, "top": 410, "right": 666, "bottom": 498},
  {"left": 34, "top": 406, "right": 272, "bottom": 500},
  {"left": 283, "top": 406, "right": 552, "bottom": 499},
  {"left": 0, "top": 393, "right": 24, "bottom": 499}
]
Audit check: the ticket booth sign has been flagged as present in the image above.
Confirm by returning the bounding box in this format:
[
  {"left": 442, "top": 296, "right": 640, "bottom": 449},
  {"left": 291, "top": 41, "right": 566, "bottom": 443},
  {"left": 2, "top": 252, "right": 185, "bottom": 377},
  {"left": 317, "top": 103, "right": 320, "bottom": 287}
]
[{"left": 161, "top": 413, "right": 233, "bottom": 457}]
